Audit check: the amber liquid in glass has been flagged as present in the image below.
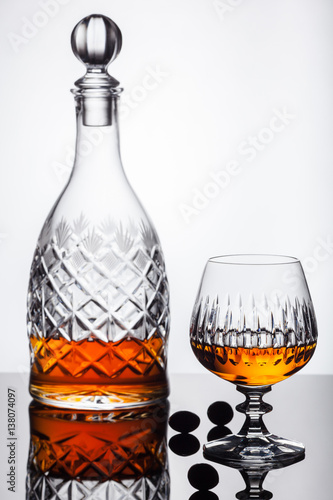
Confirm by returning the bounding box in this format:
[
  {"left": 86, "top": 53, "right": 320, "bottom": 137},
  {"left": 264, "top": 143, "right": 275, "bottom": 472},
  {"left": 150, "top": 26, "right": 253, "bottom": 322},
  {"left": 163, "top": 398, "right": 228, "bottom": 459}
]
[
  {"left": 191, "top": 339, "right": 317, "bottom": 386},
  {"left": 30, "top": 332, "right": 168, "bottom": 406}
]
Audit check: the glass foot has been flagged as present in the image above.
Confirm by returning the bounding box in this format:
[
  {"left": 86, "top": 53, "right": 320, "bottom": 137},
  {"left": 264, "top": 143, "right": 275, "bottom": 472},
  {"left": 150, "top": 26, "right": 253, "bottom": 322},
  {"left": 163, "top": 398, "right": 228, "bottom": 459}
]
[
  {"left": 203, "top": 385, "right": 305, "bottom": 467},
  {"left": 205, "top": 437, "right": 305, "bottom": 500},
  {"left": 203, "top": 433, "right": 305, "bottom": 467}
]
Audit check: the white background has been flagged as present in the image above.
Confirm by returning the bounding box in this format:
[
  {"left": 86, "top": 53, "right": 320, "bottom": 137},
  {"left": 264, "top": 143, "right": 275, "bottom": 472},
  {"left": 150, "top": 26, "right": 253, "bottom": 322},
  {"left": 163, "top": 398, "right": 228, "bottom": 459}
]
[{"left": 0, "top": 0, "right": 332, "bottom": 376}]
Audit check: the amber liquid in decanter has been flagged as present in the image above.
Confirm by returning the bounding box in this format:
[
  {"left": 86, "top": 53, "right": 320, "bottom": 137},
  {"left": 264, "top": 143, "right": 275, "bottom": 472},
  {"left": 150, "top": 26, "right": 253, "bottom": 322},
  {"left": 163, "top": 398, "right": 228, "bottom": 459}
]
[{"left": 30, "top": 334, "right": 168, "bottom": 404}]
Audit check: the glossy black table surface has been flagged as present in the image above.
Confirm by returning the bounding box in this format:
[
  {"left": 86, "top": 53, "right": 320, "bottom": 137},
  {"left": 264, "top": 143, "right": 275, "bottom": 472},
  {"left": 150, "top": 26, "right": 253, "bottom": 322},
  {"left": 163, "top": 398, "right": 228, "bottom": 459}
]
[{"left": 0, "top": 373, "right": 331, "bottom": 499}]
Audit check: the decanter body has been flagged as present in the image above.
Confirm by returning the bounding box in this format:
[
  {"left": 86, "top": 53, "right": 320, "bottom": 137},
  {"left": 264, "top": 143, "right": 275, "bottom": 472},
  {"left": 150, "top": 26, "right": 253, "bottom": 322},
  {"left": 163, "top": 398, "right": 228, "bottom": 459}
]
[{"left": 27, "top": 15, "right": 170, "bottom": 409}]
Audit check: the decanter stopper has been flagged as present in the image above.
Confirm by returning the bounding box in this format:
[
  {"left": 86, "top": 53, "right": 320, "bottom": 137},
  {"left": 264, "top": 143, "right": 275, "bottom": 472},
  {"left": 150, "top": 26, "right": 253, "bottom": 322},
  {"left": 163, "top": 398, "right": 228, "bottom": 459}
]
[{"left": 71, "top": 14, "right": 122, "bottom": 91}]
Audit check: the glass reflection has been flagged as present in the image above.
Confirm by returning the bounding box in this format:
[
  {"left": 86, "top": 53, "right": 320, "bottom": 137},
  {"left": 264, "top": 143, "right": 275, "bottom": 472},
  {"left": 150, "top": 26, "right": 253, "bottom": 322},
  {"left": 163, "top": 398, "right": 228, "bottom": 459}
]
[
  {"left": 26, "top": 400, "right": 169, "bottom": 499},
  {"left": 214, "top": 453, "right": 304, "bottom": 499},
  {"left": 167, "top": 401, "right": 305, "bottom": 499},
  {"left": 203, "top": 401, "right": 305, "bottom": 498}
]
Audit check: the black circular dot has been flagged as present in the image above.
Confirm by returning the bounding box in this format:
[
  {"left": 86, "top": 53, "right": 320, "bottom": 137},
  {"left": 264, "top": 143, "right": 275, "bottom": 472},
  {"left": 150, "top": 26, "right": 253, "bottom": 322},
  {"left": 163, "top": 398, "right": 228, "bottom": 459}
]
[
  {"left": 207, "top": 401, "right": 234, "bottom": 426},
  {"left": 188, "top": 463, "right": 219, "bottom": 491},
  {"left": 169, "top": 434, "right": 200, "bottom": 456},
  {"left": 190, "top": 492, "right": 219, "bottom": 500},
  {"left": 207, "top": 425, "right": 232, "bottom": 442},
  {"left": 169, "top": 411, "right": 200, "bottom": 433}
]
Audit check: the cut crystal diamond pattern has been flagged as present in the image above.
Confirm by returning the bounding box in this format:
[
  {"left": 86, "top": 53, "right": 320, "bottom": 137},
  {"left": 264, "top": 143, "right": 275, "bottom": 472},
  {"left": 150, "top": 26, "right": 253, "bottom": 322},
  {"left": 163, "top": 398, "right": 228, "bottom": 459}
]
[
  {"left": 26, "top": 400, "right": 170, "bottom": 499},
  {"left": 28, "top": 432, "right": 168, "bottom": 480},
  {"left": 28, "top": 218, "right": 170, "bottom": 378},
  {"left": 30, "top": 335, "right": 167, "bottom": 378},
  {"left": 26, "top": 471, "right": 170, "bottom": 500}
]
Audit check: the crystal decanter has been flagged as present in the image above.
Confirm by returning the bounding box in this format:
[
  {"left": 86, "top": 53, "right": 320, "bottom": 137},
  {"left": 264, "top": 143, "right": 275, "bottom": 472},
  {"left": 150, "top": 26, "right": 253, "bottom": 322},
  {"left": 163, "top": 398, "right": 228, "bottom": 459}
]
[{"left": 27, "top": 15, "right": 170, "bottom": 409}]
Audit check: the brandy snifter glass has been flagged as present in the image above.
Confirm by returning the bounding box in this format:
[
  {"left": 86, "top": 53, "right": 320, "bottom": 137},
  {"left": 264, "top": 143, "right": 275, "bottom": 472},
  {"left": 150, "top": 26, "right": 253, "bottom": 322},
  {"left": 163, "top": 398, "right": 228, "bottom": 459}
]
[{"left": 190, "top": 255, "right": 318, "bottom": 466}]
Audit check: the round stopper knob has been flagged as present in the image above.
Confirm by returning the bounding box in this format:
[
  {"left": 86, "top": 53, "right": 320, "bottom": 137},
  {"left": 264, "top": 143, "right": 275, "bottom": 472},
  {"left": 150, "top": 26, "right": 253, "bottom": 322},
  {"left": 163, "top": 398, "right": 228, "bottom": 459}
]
[{"left": 71, "top": 14, "right": 122, "bottom": 69}]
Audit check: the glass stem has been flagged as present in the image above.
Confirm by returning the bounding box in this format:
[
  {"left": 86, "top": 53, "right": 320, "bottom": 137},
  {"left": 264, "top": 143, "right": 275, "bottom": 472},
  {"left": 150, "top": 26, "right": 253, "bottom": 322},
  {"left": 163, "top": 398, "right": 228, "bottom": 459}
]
[{"left": 236, "top": 386, "right": 272, "bottom": 437}]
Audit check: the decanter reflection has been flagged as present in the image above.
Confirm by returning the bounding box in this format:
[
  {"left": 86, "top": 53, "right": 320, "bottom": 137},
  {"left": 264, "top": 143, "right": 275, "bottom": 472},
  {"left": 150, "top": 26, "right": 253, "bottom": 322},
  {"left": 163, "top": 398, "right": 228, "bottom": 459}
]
[
  {"left": 26, "top": 401, "right": 169, "bottom": 500},
  {"left": 27, "top": 14, "right": 170, "bottom": 410}
]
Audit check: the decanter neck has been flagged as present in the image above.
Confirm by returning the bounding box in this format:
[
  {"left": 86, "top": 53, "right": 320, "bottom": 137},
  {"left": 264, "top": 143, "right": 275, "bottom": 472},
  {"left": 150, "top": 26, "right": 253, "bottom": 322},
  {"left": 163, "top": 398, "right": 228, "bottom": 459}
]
[{"left": 72, "top": 95, "right": 124, "bottom": 178}]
